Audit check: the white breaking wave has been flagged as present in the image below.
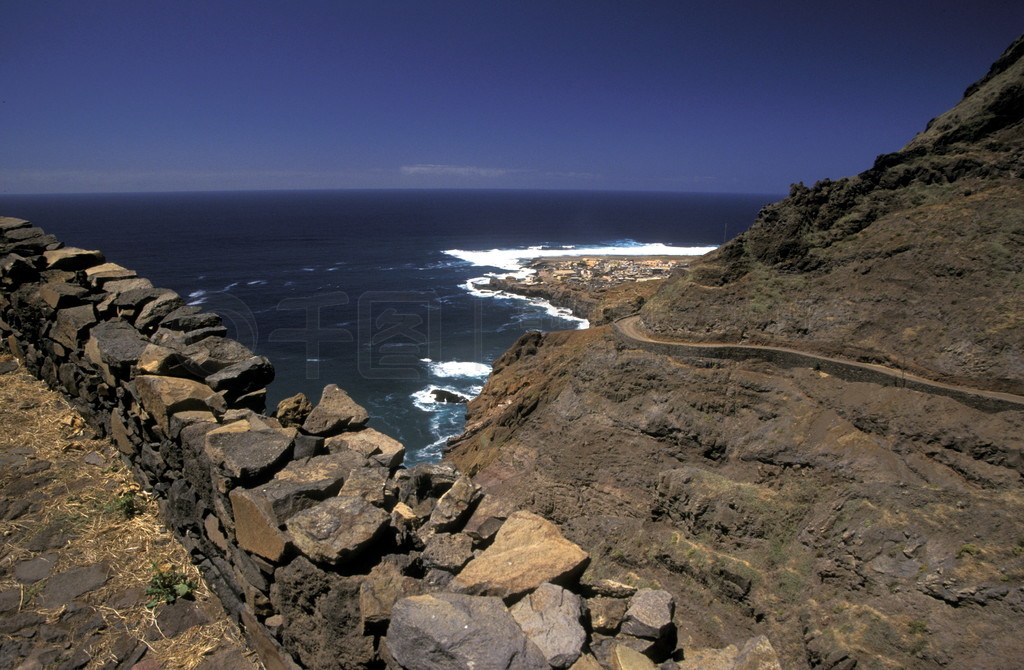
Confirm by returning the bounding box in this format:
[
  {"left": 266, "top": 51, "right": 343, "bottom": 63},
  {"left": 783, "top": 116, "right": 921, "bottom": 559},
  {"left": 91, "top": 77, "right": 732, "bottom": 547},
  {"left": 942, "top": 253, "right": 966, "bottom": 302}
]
[
  {"left": 443, "top": 242, "right": 716, "bottom": 272},
  {"left": 425, "top": 360, "right": 492, "bottom": 378}
]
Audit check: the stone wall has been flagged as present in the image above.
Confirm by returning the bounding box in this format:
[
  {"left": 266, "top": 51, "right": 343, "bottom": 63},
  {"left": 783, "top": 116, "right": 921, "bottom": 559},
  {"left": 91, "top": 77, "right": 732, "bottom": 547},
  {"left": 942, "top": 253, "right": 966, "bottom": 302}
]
[{"left": 0, "top": 216, "right": 780, "bottom": 670}]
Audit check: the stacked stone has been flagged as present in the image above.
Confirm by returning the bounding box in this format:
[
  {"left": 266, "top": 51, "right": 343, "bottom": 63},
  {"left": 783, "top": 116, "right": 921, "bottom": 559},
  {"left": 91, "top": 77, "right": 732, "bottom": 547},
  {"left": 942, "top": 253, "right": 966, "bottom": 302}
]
[{"left": 0, "top": 217, "right": 780, "bottom": 670}]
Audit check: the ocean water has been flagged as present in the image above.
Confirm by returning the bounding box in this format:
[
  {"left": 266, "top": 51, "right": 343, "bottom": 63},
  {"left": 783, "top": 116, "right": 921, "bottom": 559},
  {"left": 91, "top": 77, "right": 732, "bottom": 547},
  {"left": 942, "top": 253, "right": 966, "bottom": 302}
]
[{"left": 0, "top": 189, "right": 774, "bottom": 463}]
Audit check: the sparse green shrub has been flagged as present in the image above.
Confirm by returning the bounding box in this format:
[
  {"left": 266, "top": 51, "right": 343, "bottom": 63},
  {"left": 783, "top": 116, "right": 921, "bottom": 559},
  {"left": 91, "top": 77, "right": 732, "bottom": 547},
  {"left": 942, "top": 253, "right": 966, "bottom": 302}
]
[
  {"left": 957, "top": 543, "right": 982, "bottom": 558},
  {"left": 146, "top": 563, "right": 197, "bottom": 608}
]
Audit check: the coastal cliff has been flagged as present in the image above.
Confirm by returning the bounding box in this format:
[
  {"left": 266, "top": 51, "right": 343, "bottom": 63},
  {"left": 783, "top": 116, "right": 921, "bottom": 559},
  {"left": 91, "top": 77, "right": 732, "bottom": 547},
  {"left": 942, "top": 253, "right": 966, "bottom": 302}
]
[{"left": 448, "top": 35, "right": 1024, "bottom": 669}]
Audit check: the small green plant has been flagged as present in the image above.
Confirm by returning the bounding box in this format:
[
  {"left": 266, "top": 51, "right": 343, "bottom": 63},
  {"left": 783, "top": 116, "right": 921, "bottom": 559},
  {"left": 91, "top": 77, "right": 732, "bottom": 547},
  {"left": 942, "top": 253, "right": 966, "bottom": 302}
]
[
  {"left": 957, "top": 543, "right": 982, "bottom": 559},
  {"left": 105, "top": 485, "right": 140, "bottom": 519},
  {"left": 146, "top": 563, "right": 197, "bottom": 608}
]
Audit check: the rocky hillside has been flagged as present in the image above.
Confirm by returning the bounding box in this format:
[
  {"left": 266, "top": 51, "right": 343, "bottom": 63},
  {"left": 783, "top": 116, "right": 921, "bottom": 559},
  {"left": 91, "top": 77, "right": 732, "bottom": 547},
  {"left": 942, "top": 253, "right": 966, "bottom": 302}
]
[
  {"left": 448, "top": 36, "right": 1024, "bottom": 669},
  {"left": 638, "top": 36, "right": 1024, "bottom": 393}
]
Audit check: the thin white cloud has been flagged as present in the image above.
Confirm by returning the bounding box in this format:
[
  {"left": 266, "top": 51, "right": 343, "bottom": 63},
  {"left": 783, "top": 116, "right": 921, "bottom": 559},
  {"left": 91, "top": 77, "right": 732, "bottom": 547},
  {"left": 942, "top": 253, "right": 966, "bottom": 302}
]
[{"left": 400, "top": 164, "right": 513, "bottom": 178}]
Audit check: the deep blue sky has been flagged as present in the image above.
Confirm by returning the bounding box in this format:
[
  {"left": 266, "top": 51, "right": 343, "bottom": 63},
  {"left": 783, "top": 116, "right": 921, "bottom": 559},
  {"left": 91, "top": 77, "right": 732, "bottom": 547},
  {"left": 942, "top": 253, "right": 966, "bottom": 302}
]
[{"left": 2, "top": 2, "right": 1021, "bottom": 195}]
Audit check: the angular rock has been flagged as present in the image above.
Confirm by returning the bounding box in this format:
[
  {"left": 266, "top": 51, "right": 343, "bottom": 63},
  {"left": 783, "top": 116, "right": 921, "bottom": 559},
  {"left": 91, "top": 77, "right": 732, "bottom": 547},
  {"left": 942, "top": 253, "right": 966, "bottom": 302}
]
[
  {"left": 43, "top": 247, "right": 105, "bottom": 271},
  {"left": 205, "top": 355, "right": 274, "bottom": 396},
  {"left": 510, "top": 583, "right": 587, "bottom": 668},
  {"left": 569, "top": 655, "right": 604, "bottom": 670},
  {"left": 386, "top": 593, "right": 548, "bottom": 670},
  {"left": 359, "top": 560, "right": 424, "bottom": 632},
  {"left": 390, "top": 501, "right": 423, "bottom": 545},
  {"left": 0, "top": 253, "right": 36, "bottom": 283},
  {"left": 621, "top": 589, "right": 675, "bottom": 640},
  {"left": 249, "top": 450, "right": 367, "bottom": 523},
  {"left": 276, "top": 392, "right": 312, "bottom": 428},
  {"left": 134, "top": 291, "right": 186, "bottom": 331},
  {"left": 326, "top": 427, "right": 405, "bottom": 469},
  {"left": 230, "top": 488, "right": 291, "bottom": 561},
  {"left": 137, "top": 344, "right": 196, "bottom": 377},
  {"left": 14, "top": 554, "right": 58, "bottom": 584},
  {"left": 204, "top": 422, "right": 293, "bottom": 485},
  {"left": 160, "top": 306, "right": 223, "bottom": 331},
  {"left": 463, "top": 493, "right": 516, "bottom": 544},
  {"left": 0, "top": 216, "right": 30, "bottom": 233},
  {"left": 302, "top": 384, "right": 369, "bottom": 436},
  {"left": 85, "top": 319, "right": 150, "bottom": 378},
  {"left": 38, "top": 282, "right": 91, "bottom": 309},
  {"left": 338, "top": 464, "right": 390, "bottom": 506},
  {"left": 425, "top": 474, "right": 480, "bottom": 533},
  {"left": 135, "top": 374, "right": 220, "bottom": 434},
  {"left": 589, "top": 596, "right": 629, "bottom": 634},
  {"left": 421, "top": 532, "right": 474, "bottom": 573},
  {"left": 84, "top": 262, "right": 136, "bottom": 287},
  {"left": 286, "top": 495, "right": 388, "bottom": 565},
  {"left": 450, "top": 511, "right": 589, "bottom": 599},
  {"left": 184, "top": 336, "right": 254, "bottom": 374},
  {"left": 51, "top": 304, "right": 97, "bottom": 349},
  {"left": 102, "top": 277, "right": 153, "bottom": 296}
]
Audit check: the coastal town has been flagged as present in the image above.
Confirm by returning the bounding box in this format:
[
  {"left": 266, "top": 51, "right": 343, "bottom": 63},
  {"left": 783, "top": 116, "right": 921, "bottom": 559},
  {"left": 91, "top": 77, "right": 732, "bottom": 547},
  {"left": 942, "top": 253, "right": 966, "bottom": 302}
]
[{"left": 520, "top": 255, "right": 694, "bottom": 288}]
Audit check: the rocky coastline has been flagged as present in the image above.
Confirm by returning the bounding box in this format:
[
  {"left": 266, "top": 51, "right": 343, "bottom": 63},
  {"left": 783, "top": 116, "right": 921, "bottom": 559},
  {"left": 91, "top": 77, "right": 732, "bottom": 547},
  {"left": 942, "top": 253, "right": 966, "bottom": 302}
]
[
  {"left": 480, "top": 255, "right": 698, "bottom": 326},
  {"left": 0, "top": 218, "right": 782, "bottom": 669}
]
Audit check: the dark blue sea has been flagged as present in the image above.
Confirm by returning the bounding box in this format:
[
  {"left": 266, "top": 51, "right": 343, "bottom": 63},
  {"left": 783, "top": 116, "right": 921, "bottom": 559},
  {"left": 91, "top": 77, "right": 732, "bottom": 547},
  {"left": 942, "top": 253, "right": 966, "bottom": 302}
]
[{"left": 0, "top": 190, "right": 775, "bottom": 463}]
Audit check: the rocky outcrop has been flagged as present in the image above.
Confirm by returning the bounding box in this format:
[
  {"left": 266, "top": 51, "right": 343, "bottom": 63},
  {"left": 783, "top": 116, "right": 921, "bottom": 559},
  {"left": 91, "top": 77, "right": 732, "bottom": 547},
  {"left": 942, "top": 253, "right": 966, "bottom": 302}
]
[{"left": 0, "top": 218, "right": 784, "bottom": 669}]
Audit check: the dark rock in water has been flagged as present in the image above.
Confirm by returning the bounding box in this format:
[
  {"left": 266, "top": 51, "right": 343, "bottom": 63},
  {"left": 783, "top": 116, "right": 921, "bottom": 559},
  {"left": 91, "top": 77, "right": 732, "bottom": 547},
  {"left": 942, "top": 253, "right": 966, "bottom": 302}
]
[{"left": 431, "top": 388, "right": 469, "bottom": 404}]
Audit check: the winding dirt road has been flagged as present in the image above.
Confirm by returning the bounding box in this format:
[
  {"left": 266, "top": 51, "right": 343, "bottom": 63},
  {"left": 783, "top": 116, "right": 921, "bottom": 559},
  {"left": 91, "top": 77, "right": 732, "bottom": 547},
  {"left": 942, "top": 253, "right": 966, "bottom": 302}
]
[{"left": 614, "top": 315, "right": 1024, "bottom": 411}]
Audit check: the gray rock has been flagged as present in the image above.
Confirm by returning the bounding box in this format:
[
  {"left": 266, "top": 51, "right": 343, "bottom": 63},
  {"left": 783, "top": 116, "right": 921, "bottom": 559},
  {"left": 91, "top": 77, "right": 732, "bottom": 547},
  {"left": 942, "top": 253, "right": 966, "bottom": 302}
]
[
  {"left": 387, "top": 593, "right": 548, "bottom": 670},
  {"left": 510, "top": 583, "right": 587, "bottom": 668},
  {"left": 205, "top": 355, "right": 275, "bottom": 396},
  {"left": 204, "top": 423, "right": 293, "bottom": 484},
  {"left": 38, "top": 282, "right": 91, "bottom": 309},
  {"left": 420, "top": 532, "right": 474, "bottom": 572},
  {"left": 134, "top": 291, "right": 186, "bottom": 331},
  {"left": 286, "top": 495, "right": 388, "bottom": 565},
  {"left": 85, "top": 319, "right": 150, "bottom": 372},
  {"left": 37, "top": 562, "right": 110, "bottom": 608},
  {"left": 50, "top": 304, "right": 97, "bottom": 349},
  {"left": 621, "top": 589, "right": 675, "bottom": 640},
  {"left": 302, "top": 384, "right": 370, "bottom": 436},
  {"left": 14, "top": 554, "right": 58, "bottom": 584}
]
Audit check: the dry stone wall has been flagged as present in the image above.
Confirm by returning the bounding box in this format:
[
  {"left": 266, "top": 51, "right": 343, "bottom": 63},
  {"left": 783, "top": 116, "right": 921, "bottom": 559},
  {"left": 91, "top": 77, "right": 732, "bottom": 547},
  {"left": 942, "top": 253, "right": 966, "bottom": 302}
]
[{"left": 0, "top": 216, "right": 781, "bottom": 670}]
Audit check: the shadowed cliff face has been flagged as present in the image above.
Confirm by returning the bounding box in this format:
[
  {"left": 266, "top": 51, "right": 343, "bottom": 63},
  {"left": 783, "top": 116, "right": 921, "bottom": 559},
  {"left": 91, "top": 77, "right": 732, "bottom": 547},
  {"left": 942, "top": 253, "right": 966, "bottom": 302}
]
[
  {"left": 448, "top": 35, "right": 1024, "bottom": 670},
  {"left": 638, "top": 35, "right": 1024, "bottom": 392}
]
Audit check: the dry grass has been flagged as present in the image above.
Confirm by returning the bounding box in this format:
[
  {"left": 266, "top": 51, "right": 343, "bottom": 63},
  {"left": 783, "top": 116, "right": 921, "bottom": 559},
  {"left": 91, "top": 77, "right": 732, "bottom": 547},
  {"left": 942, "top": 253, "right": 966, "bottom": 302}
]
[{"left": 0, "top": 354, "right": 258, "bottom": 670}]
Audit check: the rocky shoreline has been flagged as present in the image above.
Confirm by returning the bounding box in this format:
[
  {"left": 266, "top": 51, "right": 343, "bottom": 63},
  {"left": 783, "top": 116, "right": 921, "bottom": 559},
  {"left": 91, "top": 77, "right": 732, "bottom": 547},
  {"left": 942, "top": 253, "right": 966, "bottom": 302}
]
[{"left": 479, "top": 255, "right": 698, "bottom": 326}]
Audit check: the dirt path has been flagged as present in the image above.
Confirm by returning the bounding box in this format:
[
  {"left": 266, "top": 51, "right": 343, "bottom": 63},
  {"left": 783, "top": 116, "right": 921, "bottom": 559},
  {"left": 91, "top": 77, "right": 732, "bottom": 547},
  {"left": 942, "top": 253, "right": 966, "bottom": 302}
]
[
  {"left": 0, "top": 356, "right": 260, "bottom": 670},
  {"left": 615, "top": 315, "right": 1024, "bottom": 411}
]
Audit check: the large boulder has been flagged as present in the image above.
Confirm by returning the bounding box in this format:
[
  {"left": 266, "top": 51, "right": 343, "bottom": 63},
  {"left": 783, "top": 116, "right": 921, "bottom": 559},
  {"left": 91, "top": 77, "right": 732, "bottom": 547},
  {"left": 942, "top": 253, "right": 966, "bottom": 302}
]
[
  {"left": 302, "top": 384, "right": 369, "bottom": 436},
  {"left": 359, "top": 560, "right": 424, "bottom": 633},
  {"left": 449, "top": 510, "right": 589, "bottom": 599},
  {"left": 510, "top": 583, "right": 587, "bottom": 668},
  {"left": 386, "top": 593, "right": 548, "bottom": 670},
  {"left": 204, "top": 355, "right": 274, "bottom": 397},
  {"left": 286, "top": 495, "right": 388, "bottom": 565}
]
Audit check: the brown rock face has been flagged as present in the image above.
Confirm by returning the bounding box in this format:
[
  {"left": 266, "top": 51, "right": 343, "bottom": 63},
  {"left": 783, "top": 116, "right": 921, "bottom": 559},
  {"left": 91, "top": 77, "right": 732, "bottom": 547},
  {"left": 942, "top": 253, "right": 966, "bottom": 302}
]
[{"left": 449, "top": 510, "right": 589, "bottom": 599}]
